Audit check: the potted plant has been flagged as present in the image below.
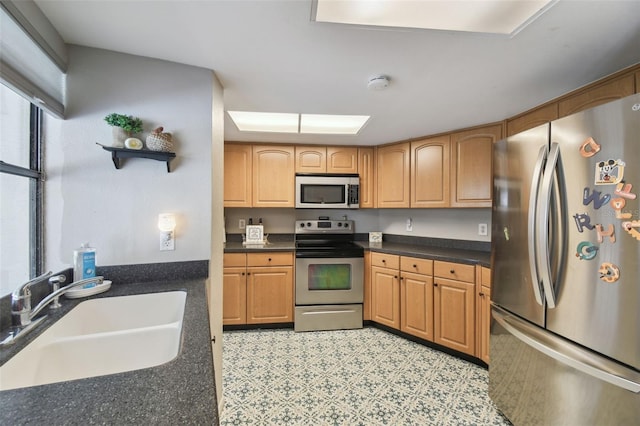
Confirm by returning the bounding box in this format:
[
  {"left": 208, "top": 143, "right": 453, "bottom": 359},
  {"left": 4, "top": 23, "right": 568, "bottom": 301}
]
[{"left": 104, "top": 113, "right": 143, "bottom": 148}]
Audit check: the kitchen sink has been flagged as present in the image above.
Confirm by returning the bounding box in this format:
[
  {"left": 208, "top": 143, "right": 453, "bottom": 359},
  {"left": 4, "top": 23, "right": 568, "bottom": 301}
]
[{"left": 0, "top": 291, "right": 186, "bottom": 391}]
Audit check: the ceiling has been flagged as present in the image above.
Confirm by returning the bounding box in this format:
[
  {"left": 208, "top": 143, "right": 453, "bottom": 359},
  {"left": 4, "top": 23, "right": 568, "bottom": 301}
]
[{"left": 35, "top": 0, "right": 640, "bottom": 146}]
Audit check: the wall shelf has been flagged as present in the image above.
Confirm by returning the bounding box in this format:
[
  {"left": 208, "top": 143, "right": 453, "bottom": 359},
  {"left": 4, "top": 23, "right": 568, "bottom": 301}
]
[{"left": 97, "top": 143, "right": 176, "bottom": 172}]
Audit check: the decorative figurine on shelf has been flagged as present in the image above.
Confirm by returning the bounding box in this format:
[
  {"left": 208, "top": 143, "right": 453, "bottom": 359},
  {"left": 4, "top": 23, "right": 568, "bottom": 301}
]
[
  {"left": 146, "top": 126, "right": 174, "bottom": 152},
  {"left": 104, "top": 113, "right": 143, "bottom": 148}
]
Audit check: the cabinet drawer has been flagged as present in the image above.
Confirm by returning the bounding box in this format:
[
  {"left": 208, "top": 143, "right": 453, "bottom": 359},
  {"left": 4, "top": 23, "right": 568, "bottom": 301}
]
[
  {"left": 247, "top": 252, "right": 293, "bottom": 267},
  {"left": 371, "top": 252, "right": 400, "bottom": 269},
  {"left": 224, "top": 253, "right": 246, "bottom": 267},
  {"left": 400, "top": 257, "right": 433, "bottom": 275},
  {"left": 434, "top": 261, "right": 475, "bottom": 283}
]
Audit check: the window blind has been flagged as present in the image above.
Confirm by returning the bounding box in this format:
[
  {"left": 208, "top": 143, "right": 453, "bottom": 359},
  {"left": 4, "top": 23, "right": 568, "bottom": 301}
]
[{"left": 0, "top": 1, "right": 67, "bottom": 118}]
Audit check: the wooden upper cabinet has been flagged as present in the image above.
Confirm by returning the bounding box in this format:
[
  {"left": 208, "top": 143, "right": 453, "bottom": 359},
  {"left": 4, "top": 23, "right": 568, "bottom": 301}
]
[
  {"left": 252, "top": 145, "right": 295, "bottom": 207},
  {"left": 559, "top": 74, "right": 635, "bottom": 118},
  {"left": 358, "top": 147, "right": 376, "bottom": 208},
  {"left": 224, "top": 144, "right": 252, "bottom": 207},
  {"left": 411, "top": 136, "right": 450, "bottom": 208},
  {"left": 450, "top": 124, "right": 501, "bottom": 208},
  {"left": 377, "top": 142, "right": 410, "bottom": 208},
  {"left": 636, "top": 71, "right": 640, "bottom": 93},
  {"left": 506, "top": 103, "right": 558, "bottom": 137},
  {"left": 295, "top": 146, "right": 358, "bottom": 174},
  {"left": 295, "top": 146, "right": 326, "bottom": 173},
  {"left": 327, "top": 147, "right": 358, "bottom": 174}
]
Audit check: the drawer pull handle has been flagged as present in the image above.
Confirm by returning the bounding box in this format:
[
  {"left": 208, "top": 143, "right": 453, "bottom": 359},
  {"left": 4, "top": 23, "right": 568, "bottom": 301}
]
[{"left": 479, "top": 292, "right": 484, "bottom": 296}]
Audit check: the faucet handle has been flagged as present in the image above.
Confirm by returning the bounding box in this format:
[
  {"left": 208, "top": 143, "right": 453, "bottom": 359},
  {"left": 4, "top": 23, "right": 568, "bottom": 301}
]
[
  {"left": 12, "top": 271, "right": 53, "bottom": 299},
  {"left": 48, "top": 275, "right": 66, "bottom": 310}
]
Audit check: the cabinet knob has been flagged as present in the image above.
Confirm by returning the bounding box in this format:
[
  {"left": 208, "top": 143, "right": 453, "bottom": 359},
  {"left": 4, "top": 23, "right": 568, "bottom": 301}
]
[
  {"left": 434, "top": 282, "right": 438, "bottom": 287},
  {"left": 382, "top": 259, "right": 386, "bottom": 263},
  {"left": 413, "top": 264, "right": 417, "bottom": 268},
  {"left": 450, "top": 269, "right": 455, "bottom": 274},
  {"left": 247, "top": 272, "right": 251, "bottom": 276},
  {"left": 479, "top": 292, "right": 484, "bottom": 296},
  {"left": 268, "top": 258, "right": 272, "bottom": 262},
  {"left": 242, "top": 272, "right": 245, "bottom": 276},
  {"left": 394, "top": 275, "right": 398, "bottom": 279}
]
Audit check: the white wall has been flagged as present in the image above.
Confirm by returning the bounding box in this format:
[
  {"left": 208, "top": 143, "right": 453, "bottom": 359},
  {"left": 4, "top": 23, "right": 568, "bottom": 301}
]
[
  {"left": 224, "top": 207, "right": 491, "bottom": 242},
  {"left": 44, "top": 46, "right": 213, "bottom": 271}
]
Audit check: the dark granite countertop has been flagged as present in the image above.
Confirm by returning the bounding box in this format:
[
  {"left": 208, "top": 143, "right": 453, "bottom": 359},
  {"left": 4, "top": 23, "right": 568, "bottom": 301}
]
[
  {"left": 0, "top": 278, "right": 218, "bottom": 425},
  {"left": 357, "top": 241, "right": 491, "bottom": 267},
  {"left": 223, "top": 233, "right": 491, "bottom": 267},
  {"left": 224, "top": 241, "right": 295, "bottom": 252}
]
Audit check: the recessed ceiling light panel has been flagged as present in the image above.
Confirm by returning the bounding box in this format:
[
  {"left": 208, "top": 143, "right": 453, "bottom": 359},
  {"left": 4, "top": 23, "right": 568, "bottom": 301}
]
[
  {"left": 300, "top": 114, "right": 370, "bottom": 135},
  {"left": 227, "top": 111, "right": 299, "bottom": 133},
  {"left": 313, "top": 0, "right": 556, "bottom": 36}
]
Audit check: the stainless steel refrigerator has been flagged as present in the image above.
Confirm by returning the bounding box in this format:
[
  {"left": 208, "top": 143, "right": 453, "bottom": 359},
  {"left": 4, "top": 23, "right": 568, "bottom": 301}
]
[{"left": 490, "top": 93, "right": 640, "bottom": 425}]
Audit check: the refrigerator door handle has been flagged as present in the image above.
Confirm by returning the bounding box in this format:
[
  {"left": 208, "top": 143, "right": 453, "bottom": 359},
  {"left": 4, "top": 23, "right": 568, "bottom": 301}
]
[
  {"left": 536, "top": 142, "right": 560, "bottom": 308},
  {"left": 492, "top": 305, "right": 640, "bottom": 393},
  {"left": 528, "top": 145, "right": 548, "bottom": 306}
]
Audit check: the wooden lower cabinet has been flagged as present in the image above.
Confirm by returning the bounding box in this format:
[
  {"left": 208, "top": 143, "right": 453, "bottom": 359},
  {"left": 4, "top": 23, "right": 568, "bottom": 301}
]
[
  {"left": 476, "top": 266, "right": 492, "bottom": 364},
  {"left": 433, "top": 261, "right": 476, "bottom": 356},
  {"left": 363, "top": 251, "right": 372, "bottom": 321},
  {"left": 223, "top": 252, "right": 293, "bottom": 325},
  {"left": 400, "top": 271, "right": 434, "bottom": 341},
  {"left": 371, "top": 265, "right": 400, "bottom": 328}
]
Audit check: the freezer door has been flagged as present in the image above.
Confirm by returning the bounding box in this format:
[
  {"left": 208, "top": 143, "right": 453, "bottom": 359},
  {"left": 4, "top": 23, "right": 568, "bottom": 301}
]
[
  {"left": 492, "top": 123, "right": 548, "bottom": 327},
  {"left": 490, "top": 305, "right": 640, "bottom": 425},
  {"left": 548, "top": 93, "right": 640, "bottom": 370}
]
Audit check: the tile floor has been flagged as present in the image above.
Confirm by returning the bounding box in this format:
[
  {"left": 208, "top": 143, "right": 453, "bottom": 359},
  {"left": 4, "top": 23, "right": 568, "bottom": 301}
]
[{"left": 221, "top": 327, "right": 511, "bottom": 425}]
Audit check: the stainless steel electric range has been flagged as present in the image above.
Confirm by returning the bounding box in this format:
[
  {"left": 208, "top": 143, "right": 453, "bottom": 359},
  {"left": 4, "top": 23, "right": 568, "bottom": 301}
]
[{"left": 294, "top": 219, "right": 364, "bottom": 332}]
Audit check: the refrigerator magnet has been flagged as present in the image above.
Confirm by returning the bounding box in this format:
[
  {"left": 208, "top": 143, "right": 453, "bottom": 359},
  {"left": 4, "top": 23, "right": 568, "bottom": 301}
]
[
  {"left": 599, "top": 262, "right": 620, "bottom": 283},
  {"left": 614, "top": 182, "right": 637, "bottom": 200},
  {"left": 610, "top": 198, "right": 633, "bottom": 220},
  {"left": 579, "top": 137, "right": 601, "bottom": 157},
  {"left": 576, "top": 241, "right": 599, "bottom": 260},
  {"left": 595, "top": 224, "right": 616, "bottom": 244},
  {"left": 622, "top": 220, "right": 640, "bottom": 241},
  {"left": 583, "top": 187, "right": 610, "bottom": 209},
  {"left": 595, "top": 159, "right": 625, "bottom": 185}
]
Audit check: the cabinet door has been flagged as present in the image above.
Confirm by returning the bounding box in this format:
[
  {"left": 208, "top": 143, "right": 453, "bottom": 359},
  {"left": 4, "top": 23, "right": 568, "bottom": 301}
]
[
  {"left": 559, "top": 74, "right": 635, "bottom": 118},
  {"left": 224, "top": 144, "right": 252, "bottom": 207},
  {"left": 252, "top": 145, "right": 295, "bottom": 207},
  {"left": 327, "top": 147, "right": 358, "bottom": 174},
  {"left": 377, "top": 142, "right": 410, "bottom": 208},
  {"left": 477, "top": 285, "right": 491, "bottom": 364},
  {"left": 400, "top": 271, "right": 434, "bottom": 341},
  {"left": 636, "top": 71, "right": 640, "bottom": 94},
  {"left": 358, "top": 147, "right": 376, "bottom": 208},
  {"left": 434, "top": 277, "right": 475, "bottom": 355},
  {"left": 506, "top": 103, "right": 558, "bottom": 137},
  {"left": 411, "top": 136, "right": 450, "bottom": 208},
  {"left": 223, "top": 267, "right": 246, "bottom": 325},
  {"left": 371, "top": 266, "right": 400, "bottom": 329},
  {"left": 450, "top": 124, "right": 501, "bottom": 207},
  {"left": 295, "top": 146, "right": 326, "bottom": 173},
  {"left": 246, "top": 266, "right": 293, "bottom": 324},
  {"left": 363, "top": 251, "right": 372, "bottom": 321}
]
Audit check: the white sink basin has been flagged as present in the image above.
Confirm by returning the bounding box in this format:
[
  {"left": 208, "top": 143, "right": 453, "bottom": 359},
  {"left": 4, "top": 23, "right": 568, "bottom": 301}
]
[{"left": 0, "top": 291, "right": 186, "bottom": 391}]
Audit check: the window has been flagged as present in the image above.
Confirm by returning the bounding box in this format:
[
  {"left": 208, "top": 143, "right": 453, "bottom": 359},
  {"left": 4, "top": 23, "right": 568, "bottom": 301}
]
[{"left": 0, "top": 83, "right": 43, "bottom": 296}]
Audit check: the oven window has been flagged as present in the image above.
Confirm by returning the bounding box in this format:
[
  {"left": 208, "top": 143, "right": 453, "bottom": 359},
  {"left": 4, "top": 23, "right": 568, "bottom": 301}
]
[
  {"left": 307, "top": 264, "right": 352, "bottom": 290},
  {"left": 300, "top": 184, "right": 346, "bottom": 204}
]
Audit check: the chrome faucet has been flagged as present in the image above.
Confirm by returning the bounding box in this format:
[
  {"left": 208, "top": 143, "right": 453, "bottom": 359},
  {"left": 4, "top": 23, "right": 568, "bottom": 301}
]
[
  {"left": 2, "top": 274, "right": 104, "bottom": 347},
  {"left": 12, "top": 275, "right": 104, "bottom": 328}
]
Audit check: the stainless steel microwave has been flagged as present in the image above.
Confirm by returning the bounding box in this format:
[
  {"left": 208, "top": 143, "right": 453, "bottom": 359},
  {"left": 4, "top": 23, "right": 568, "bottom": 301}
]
[{"left": 295, "top": 174, "right": 359, "bottom": 209}]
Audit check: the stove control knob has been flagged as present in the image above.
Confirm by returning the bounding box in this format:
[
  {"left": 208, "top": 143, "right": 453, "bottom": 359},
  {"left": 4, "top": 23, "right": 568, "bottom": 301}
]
[
  {"left": 343, "top": 222, "right": 349, "bottom": 228},
  {"left": 300, "top": 223, "right": 305, "bottom": 228},
  {"left": 338, "top": 222, "right": 343, "bottom": 227},
  {"left": 307, "top": 222, "right": 312, "bottom": 227}
]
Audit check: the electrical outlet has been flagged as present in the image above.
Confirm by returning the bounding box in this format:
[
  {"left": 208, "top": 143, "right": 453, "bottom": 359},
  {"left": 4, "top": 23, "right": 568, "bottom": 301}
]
[
  {"left": 478, "top": 223, "right": 488, "bottom": 236},
  {"left": 160, "top": 231, "right": 175, "bottom": 251},
  {"left": 406, "top": 217, "right": 413, "bottom": 232},
  {"left": 239, "top": 219, "right": 246, "bottom": 229}
]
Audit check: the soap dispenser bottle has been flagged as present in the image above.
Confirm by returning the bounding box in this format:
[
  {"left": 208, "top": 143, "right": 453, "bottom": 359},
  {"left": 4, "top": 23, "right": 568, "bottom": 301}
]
[{"left": 73, "top": 242, "right": 96, "bottom": 288}]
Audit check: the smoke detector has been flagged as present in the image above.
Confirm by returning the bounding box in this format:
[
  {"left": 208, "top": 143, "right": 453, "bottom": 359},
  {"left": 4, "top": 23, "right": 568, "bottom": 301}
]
[{"left": 367, "top": 75, "right": 390, "bottom": 91}]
